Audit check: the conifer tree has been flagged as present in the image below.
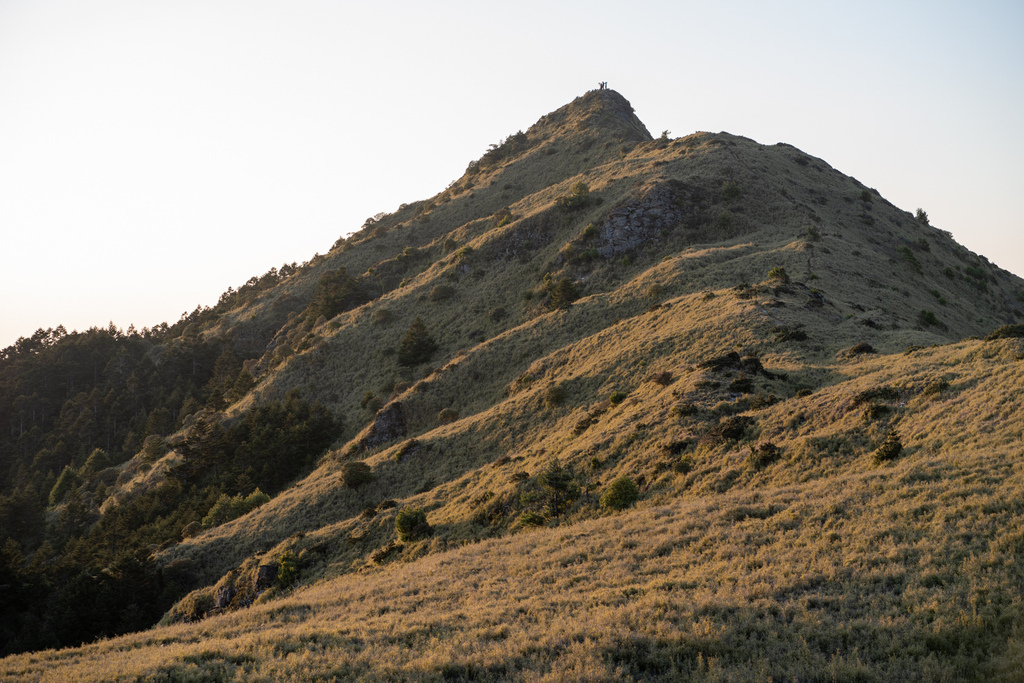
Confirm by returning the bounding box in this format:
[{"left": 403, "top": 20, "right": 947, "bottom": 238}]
[{"left": 397, "top": 316, "right": 437, "bottom": 366}]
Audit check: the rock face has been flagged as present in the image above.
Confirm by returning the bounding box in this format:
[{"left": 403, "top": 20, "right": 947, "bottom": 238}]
[
  {"left": 254, "top": 564, "right": 278, "bottom": 593},
  {"left": 362, "top": 401, "right": 407, "bottom": 448},
  {"left": 598, "top": 186, "right": 684, "bottom": 258},
  {"left": 214, "top": 583, "right": 235, "bottom": 610}
]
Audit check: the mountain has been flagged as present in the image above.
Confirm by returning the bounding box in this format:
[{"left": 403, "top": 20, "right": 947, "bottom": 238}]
[{"left": 3, "top": 89, "right": 1024, "bottom": 681}]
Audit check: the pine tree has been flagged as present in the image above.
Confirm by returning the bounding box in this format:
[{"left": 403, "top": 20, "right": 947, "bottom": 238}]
[{"left": 397, "top": 316, "right": 437, "bottom": 366}]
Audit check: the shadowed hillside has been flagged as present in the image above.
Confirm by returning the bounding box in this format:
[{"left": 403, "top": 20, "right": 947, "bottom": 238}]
[{"left": 3, "top": 89, "right": 1024, "bottom": 681}]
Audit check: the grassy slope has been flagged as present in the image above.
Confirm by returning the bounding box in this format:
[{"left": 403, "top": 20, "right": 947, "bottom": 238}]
[{"left": 6, "top": 90, "right": 1024, "bottom": 681}]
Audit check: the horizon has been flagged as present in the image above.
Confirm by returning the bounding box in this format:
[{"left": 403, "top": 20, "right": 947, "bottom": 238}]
[{"left": 2, "top": 0, "right": 1022, "bottom": 349}]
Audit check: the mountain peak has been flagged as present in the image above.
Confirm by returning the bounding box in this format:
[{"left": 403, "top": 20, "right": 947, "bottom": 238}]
[{"left": 530, "top": 88, "right": 653, "bottom": 144}]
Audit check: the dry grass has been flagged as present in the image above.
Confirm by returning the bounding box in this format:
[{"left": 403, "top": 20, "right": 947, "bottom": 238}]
[{"left": 16, "top": 89, "right": 1024, "bottom": 680}]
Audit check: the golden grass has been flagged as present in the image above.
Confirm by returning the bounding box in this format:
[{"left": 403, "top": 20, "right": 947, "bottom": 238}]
[{"left": 31, "top": 89, "right": 1024, "bottom": 680}]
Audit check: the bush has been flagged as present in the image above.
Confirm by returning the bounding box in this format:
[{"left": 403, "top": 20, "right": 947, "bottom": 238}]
[
  {"left": 437, "top": 408, "right": 459, "bottom": 425},
  {"left": 201, "top": 488, "right": 271, "bottom": 528},
  {"left": 601, "top": 476, "right": 639, "bottom": 511},
  {"left": 555, "top": 181, "right": 591, "bottom": 212},
  {"left": 608, "top": 391, "right": 628, "bottom": 406},
  {"left": 649, "top": 371, "right": 673, "bottom": 386},
  {"left": 768, "top": 266, "right": 790, "bottom": 284},
  {"left": 276, "top": 550, "right": 299, "bottom": 589},
  {"left": 874, "top": 431, "right": 903, "bottom": 464},
  {"left": 517, "top": 511, "right": 546, "bottom": 527},
  {"left": 919, "top": 310, "right": 940, "bottom": 327},
  {"left": 747, "top": 443, "right": 782, "bottom": 469},
  {"left": 395, "top": 507, "right": 431, "bottom": 542},
  {"left": 915, "top": 208, "right": 929, "bottom": 225},
  {"left": 544, "top": 383, "right": 567, "bottom": 408},
  {"left": 341, "top": 461, "right": 373, "bottom": 489},
  {"left": 429, "top": 285, "right": 455, "bottom": 302},
  {"left": 987, "top": 324, "right": 1024, "bottom": 340}
]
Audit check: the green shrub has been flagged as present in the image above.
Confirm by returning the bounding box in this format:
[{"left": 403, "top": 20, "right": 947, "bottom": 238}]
[
  {"left": 201, "top": 488, "right": 271, "bottom": 528},
  {"left": 608, "top": 391, "right": 628, "bottom": 405},
  {"left": 806, "top": 225, "right": 821, "bottom": 241},
  {"left": 341, "top": 461, "right": 373, "bottom": 489},
  {"left": 915, "top": 208, "right": 929, "bottom": 225},
  {"left": 555, "top": 181, "right": 591, "bottom": 212},
  {"left": 601, "top": 476, "right": 639, "bottom": 511},
  {"left": 898, "top": 247, "right": 922, "bottom": 274},
  {"left": 768, "top": 266, "right": 790, "bottom": 284},
  {"left": 437, "top": 408, "right": 459, "bottom": 425},
  {"left": 395, "top": 507, "right": 431, "bottom": 542},
  {"left": 276, "top": 550, "right": 299, "bottom": 589},
  {"left": 547, "top": 278, "right": 579, "bottom": 310},
  {"left": 517, "top": 511, "right": 546, "bottom": 527},
  {"left": 919, "top": 310, "right": 940, "bottom": 327}
]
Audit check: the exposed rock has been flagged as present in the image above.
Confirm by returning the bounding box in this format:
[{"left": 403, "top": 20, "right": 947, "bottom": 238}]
[
  {"left": 597, "top": 186, "right": 685, "bottom": 258},
  {"left": 214, "top": 583, "right": 235, "bottom": 610},
  {"left": 362, "top": 401, "right": 407, "bottom": 448},
  {"left": 254, "top": 564, "right": 278, "bottom": 593}
]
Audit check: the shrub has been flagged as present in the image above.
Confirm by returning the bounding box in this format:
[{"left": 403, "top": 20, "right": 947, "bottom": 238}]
[
  {"left": 201, "top": 488, "right": 271, "bottom": 528},
  {"left": 395, "top": 507, "right": 431, "bottom": 542},
  {"left": 987, "top": 324, "right": 1024, "bottom": 340},
  {"left": 608, "top": 391, "right": 628, "bottom": 405},
  {"left": 806, "top": 225, "right": 821, "bottom": 241},
  {"left": 874, "top": 431, "right": 903, "bottom": 464},
  {"left": 748, "top": 443, "right": 782, "bottom": 469},
  {"left": 437, "top": 408, "right": 459, "bottom": 425},
  {"left": 429, "top": 284, "right": 455, "bottom": 302},
  {"left": 397, "top": 317, "right": 437, "bottom": 366},
  {"left": 582, "top": 222, "right": 599, "bottom": 239},
  {"left": 649, "top": 371, "right": 673, "bottom": 386},
  {"left": 899, "top": 246, "right": 922, "bottom": 274},
  {"left": 276, "top": 550, "right": 299, "bottom": 589},
  {"left": 517, "top": 512, "right": 546, "bottom": 527},
  {"left": 919, "top": 310, "right": 940, "bottom": 327},
  {"left": 768, "top": 266, "right": 790, "bottom": 284},
  {"left": 601, "top": 476, "right": 639, "bottom": 511},
  {"left": 544, "top": 383, "right": 567, "bottom": 407},
  {"left": 915, "top": 208, "right": 929, "bottom": 225},
  {"left": 722, "top": 180, "right": 740, "bottom": 200},
  {"left": 489, "top": 307, "right": 507, "bottom": 322},
  {"left": 341, "top": 461, "right": 373, "bottom": 489},
  {"left": 372, "top": 309, "right": 394, "bottom": 326},
  {"left": 646, "top": 283, "right": 664, "bottom": 299},
  {"left": 555, "top": 181, "right": 591, "bottom": 211}
]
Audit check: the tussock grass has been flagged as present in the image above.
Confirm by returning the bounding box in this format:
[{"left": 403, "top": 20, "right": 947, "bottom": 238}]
[{"left": 19, "top": 89, "right": 1024, "bottom": 680}]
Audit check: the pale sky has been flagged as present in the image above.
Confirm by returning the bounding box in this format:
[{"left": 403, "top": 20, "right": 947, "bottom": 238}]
[{"left": 2, "top": 0, "right": 1022, "bottom": 350}]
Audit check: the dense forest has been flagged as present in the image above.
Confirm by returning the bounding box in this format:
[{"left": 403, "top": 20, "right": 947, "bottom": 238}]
[{"left": 0, "top": 263, "right": 343, "bottom": 655}]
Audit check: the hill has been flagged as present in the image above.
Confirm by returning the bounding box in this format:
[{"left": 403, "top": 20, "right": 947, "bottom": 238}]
[{"left": 2, "top": 88, "right": 1024, "bottom": 681}]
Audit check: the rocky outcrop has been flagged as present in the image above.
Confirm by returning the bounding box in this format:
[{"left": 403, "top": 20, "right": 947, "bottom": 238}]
[
  {"left": 362, "top": 401, "right": 407, "bottom": 448},
  {"left": 598, "top": 186, "right": 684, "bottom": 258},
  {"left": 254, "top": 564, "right": 278, "bottom": 593}
]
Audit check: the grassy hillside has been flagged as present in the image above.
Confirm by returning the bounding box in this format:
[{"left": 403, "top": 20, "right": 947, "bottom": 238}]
[{"left": 3, "top": 88, "right": 1024, "bottom": 680}]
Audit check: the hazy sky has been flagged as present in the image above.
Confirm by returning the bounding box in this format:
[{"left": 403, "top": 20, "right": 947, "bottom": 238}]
[{"left": 2, "top": 0, "right": 1022, "bottom": 349}]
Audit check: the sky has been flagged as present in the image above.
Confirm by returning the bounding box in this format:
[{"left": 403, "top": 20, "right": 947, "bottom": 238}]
[{"left": 1, "top": 0, "right": 1022, "bottom": 350}]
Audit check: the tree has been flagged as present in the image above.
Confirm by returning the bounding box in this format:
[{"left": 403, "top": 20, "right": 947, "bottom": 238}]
[
  {"left": 397, "top": 317, "right": 437, "bottom": 366},
  {"left": 539, "top": 459, "right": 577, "bottom": 517}
]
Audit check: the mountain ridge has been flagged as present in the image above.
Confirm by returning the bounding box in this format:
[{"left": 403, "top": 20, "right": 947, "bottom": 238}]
[{"left": 3, "top": 88, "right": 1024, "bottom": 680}]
